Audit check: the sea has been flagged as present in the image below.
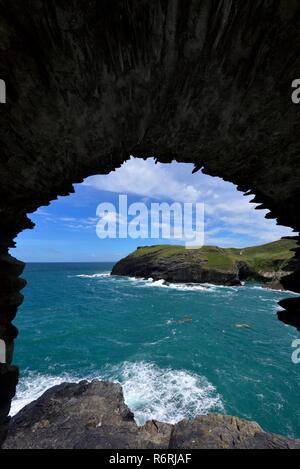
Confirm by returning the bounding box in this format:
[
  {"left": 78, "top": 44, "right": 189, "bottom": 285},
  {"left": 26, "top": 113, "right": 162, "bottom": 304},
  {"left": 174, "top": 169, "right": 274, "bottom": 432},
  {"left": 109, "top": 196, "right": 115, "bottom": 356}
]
[{"left": 11, "top": 262, "right": 300, "bottom": 438}]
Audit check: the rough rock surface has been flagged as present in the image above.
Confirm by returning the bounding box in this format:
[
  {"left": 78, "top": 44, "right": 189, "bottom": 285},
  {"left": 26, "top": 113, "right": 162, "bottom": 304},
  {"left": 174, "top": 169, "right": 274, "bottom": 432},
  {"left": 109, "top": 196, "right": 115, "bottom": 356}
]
[
  {"left": 169, "top": 414, "right": 300, "bottom": 450},
  {"left": 3, "top": 381, "right": 173, "bottom": 450},
  {"left": 3, "top": 381, "right": 300, "bottom": 450}
]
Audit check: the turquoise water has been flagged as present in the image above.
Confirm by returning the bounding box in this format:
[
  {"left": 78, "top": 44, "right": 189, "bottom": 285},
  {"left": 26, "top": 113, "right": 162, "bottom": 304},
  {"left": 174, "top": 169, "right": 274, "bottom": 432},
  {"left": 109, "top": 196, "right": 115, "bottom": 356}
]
[{"left": 12, "top": 263, "right": 300, "bottom": 438}]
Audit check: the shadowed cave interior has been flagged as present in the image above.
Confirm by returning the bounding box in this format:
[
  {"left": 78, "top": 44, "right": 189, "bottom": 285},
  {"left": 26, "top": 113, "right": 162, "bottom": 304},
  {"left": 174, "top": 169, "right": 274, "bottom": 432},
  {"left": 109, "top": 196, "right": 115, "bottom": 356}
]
[{"left": 1, "top": 0, "right": 300, "bottom": 446}]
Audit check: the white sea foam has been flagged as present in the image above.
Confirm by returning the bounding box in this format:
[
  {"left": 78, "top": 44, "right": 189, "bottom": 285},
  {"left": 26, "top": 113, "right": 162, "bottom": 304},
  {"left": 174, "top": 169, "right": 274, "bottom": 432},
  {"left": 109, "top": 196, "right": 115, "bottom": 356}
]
[
  {"left": 137, "top": 278, "right": 238, "bottom": 293},
  {"left": 115, "top": 362, "right": 224, "bottom": 425},
  {"left": 75, "top": 273, "right": 298, "bottom": 297},
  {"left": 76, "top": 272, "right": 111, "bottom": 278},
  {"left": 126, "top": 277, "right": 216, "bottom": 292},
  {"left": 250, "top": 285, "right": 298, "bottom": 295},
  {"left": 127, "top": 277, "right": 298, "bottom": 296},
  {"left": 10, "top": 362, "right": 224, "bottom": 426},
  {"left": 153, "top": 282, "right": 212, "bottom": 292},
  {"left": 10, "top": 372, "right": 80, "bottom": 416}
]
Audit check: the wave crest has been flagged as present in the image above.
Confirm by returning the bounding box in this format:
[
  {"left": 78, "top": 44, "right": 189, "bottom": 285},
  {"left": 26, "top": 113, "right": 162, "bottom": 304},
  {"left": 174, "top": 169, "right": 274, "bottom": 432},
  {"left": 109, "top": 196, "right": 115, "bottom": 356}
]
[
  {"left": 11, "top": 362, "right": 224, "bottom": 426},
  {"left": 105, "top": 361, "right": 224, "bottom": 425}
]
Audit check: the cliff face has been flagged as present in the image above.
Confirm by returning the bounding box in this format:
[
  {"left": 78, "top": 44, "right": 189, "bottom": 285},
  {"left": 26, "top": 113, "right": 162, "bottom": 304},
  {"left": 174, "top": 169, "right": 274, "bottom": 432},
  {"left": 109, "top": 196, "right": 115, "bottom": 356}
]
[
  {"left": 111, "top": 240, "right": 297, "bottom": 287},
  {"left": 3, "top": 381, "right": 300, "bottom": 449},
  {"left": 112, "top": 249, "right": 242, "bottom": 286}
]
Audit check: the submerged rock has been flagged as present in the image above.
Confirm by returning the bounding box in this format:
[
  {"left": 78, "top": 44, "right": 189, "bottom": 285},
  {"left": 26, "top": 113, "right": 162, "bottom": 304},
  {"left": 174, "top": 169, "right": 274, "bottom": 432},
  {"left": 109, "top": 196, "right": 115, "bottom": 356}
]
[
  {"left": 178, "top": 316, "right": 193, "bottom": 324},
  {"left": 3, "top": 381, "right": 300, "bottom": 449},
  {"left": 263, "top": 279, "right": 285, "bottom": 291},
  {"left": 234, "top": 324, "right": 254, "bottom": 329}
]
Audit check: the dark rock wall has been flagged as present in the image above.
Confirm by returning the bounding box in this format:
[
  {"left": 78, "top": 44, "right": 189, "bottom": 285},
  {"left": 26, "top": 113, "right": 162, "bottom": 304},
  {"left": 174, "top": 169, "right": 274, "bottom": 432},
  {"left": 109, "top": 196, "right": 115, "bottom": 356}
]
[{"left": 1, "top": 0, "right": 300, "bottom": 444}]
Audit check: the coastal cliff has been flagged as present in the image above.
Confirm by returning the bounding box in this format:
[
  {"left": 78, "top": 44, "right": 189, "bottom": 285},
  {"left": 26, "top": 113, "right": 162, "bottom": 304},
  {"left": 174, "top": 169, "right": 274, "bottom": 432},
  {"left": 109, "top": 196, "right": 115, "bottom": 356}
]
[
  {"left": 4, "top": 381, "right": 300, "bottom": 449},
  {"left": 112, "top": 239, "right": 297, "bottom": 289}
]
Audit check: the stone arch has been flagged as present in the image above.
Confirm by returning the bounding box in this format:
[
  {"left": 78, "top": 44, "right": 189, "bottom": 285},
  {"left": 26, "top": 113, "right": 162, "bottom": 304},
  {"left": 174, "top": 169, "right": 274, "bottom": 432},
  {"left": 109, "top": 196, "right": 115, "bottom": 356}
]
[{"left": 1, "top": 0, "right": 300, "bottom": 444}]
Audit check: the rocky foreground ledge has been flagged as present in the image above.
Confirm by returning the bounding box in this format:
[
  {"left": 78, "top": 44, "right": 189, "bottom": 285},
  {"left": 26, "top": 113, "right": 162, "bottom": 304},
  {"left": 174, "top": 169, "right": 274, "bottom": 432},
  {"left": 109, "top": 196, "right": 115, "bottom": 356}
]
[{"left": 3, "top": 381, "right": 300, "bottom": 449}]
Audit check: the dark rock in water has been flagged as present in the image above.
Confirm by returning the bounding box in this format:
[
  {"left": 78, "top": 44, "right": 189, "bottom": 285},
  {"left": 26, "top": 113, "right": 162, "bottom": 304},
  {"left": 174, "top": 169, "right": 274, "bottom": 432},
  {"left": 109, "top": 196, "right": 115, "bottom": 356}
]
[
  {"left": 178, "top": 316, "right": 193, "bottom": 324},
  {"left": 263, "top": 279, "right": 285, "bottom": 291},
  {"left": 278, "top": 297, "right": 300, "bottom": 331},
  {"left": 3, "top": 381, "right": 300, "bottom": 449},
  {"left": 234, "top": 324, "right": 254, "bottom": 330}
]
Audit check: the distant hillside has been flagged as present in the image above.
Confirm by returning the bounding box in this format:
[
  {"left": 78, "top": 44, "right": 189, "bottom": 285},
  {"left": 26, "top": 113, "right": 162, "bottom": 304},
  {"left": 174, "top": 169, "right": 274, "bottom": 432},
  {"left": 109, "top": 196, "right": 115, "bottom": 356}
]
[{"left": 112, "top": 239, "right": 297, "bottom": 289}]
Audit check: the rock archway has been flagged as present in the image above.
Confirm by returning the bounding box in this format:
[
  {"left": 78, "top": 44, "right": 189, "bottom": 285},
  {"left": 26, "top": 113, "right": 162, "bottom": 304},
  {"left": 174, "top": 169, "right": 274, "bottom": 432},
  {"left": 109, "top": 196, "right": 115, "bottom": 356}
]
[{"left": 1, "top": 0, "right": 300, "bottom": 444}]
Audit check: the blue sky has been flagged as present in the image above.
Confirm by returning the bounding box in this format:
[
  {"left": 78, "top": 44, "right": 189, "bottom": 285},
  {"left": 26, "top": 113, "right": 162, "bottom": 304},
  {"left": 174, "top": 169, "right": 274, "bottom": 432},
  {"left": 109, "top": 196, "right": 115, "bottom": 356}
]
[{"left": 11, "top": 157, "right": 295, "bottom": 263}]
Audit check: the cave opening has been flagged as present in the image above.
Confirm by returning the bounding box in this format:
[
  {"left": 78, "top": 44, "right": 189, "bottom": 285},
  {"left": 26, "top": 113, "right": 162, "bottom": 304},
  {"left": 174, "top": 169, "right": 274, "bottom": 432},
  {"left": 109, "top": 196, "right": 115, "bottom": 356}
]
[
  {"left": 1, "top": 0, "right": 300, "bottom": 449},
  {"left": 4, "top": 157, "right": 300, "bottom": 439}
]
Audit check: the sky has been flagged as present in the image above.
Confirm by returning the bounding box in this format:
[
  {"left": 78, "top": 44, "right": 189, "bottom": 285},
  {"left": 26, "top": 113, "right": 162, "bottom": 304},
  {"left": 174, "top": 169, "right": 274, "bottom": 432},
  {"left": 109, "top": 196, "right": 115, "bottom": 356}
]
[{"left": 11, "top": 157, "right": 295, "bottom": 263}]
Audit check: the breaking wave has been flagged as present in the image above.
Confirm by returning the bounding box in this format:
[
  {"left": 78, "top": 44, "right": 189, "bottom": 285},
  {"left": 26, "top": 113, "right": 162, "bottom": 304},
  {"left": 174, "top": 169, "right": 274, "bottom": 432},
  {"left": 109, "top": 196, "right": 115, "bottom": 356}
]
[
  {"left": 11, "top": 362, "right": 224, "bottom": 426},
  {"left": 76, "top": 272, "right": 111, "bottom": 278}
]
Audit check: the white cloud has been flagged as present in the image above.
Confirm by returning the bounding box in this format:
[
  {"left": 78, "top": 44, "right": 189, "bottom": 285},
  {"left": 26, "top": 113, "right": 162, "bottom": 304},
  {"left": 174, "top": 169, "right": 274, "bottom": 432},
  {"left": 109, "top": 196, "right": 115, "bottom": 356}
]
[
  {"left": 34, "top": 158, "right": 295, "bottom": 246},
  {"left": 82, "top": 157, "right": 295, "bottom": 246},
  {"left": 84, "top": 157, "right": 201, "bottom": 203}
]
